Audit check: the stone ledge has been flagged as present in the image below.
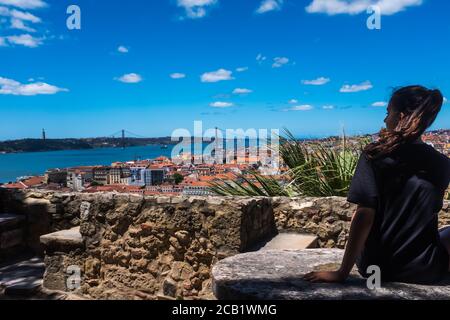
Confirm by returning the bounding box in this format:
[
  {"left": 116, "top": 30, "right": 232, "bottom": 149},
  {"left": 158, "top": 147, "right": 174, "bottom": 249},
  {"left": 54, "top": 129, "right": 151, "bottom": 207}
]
[
  {"left": 212, "top": 249, "right": 450, "bottom": 300},
  {"left": 40, "top": 227, "right": 83, "bottom": 251},
  {"left": 261, "top": 233, "right": 318, "bottom": 250},
  {"left": 0, "top": 213, "right": 25, "bottom": 231},
  {"left": 0, "top": 213, "right": 25, "bottom": 254}
]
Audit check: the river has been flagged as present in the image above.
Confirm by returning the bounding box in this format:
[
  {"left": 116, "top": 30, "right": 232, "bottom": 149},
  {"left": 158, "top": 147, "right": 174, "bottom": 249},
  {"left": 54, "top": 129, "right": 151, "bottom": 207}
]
[{"left": 0, "top": 145, "right": 174, "bottom": 183}]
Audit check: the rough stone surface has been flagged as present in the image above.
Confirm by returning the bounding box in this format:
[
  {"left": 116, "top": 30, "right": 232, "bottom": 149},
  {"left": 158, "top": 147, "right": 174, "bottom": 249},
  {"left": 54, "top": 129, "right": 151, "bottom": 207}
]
[
  {"left": 271, "top": 197, "right": 355, "bottom": 248},
  {"left": 0, "top": 190, "right": 82, "bottom": 254},
  {"left": 212, "top": 249, "right": 450, "bottom": 300},
  {"left": 1, "top": 188, "right": 449, "bottom": 300},
  {"left": 0, "top": 213, "right": 25, "bottom": 256},
  {"left": 272, "top": 197, "right": 450, "bottom": 249},
  {"left": 16, "top": 192, "right": 277, "bottom": 299},
  {"left": 40, "top": 226, "right": 85, "bottom": 292},
  {"left": 40, "top": 227, "right": 83, "bottom": 250},
  {"left": 75, "top": 194, "right": 276, "bottom": 300},
  {"left": 0, "top": 255, "right": 82, "bottom": 300}
]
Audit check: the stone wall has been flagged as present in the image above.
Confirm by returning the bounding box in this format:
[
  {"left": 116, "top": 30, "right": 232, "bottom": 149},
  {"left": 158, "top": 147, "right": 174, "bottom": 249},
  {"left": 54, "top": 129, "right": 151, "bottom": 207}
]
[
  {"left": 1, "top": 188, "right": 449, "bottom": 299},
  {"left": 17, "top": 192, "right": 275, "bottom": 300},
  {"left": 78, "top": 194, "right": 276, "bottom": 299},
  {"left": 272, "top": 196, "right": 450, "bottom": 249},
  {"left": 0, "top": 189, "right": 82, "bottom": 254}
]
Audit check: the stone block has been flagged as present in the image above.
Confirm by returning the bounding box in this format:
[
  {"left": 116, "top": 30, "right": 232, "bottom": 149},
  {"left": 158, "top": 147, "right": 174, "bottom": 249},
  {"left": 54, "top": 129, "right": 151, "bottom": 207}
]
[
  {"left": 40, "top": 227, "right": 83, "bottom": 251},
  {"left": 261, "top": 233, "right": 318, "bottom": 250},
  {"left": 212, "top": 249, "right": 450, "bottom": 300}
]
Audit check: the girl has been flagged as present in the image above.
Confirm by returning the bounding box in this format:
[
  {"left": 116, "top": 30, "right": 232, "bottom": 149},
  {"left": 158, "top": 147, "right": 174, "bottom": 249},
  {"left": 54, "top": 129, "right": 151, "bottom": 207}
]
[{"left": 304, "top": 85, "right": 450, "bottom": 284}]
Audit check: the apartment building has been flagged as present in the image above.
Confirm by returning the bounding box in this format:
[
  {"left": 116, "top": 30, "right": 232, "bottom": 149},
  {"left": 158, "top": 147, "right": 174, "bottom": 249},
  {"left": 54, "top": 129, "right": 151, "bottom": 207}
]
[
  {"left": 44, "top": 169, "right": 68, "bottom": 185},
  {"left": 67, "top": 167, "right": 93, "bottom": 191},
  {"left": 109, "top": 167, "right": 131, "bottom": 185},
  {"left": 129, "top": 167, "right": 146, "bottom": 186},
  {"left": 182, "top": 181, "right": 214, "bottom": 196},
  {"left": 92, "top": 166, "right": 110, "bottom": 185},
  {"left": 144, "top": 168, "right": 165, "bottom": 186}
]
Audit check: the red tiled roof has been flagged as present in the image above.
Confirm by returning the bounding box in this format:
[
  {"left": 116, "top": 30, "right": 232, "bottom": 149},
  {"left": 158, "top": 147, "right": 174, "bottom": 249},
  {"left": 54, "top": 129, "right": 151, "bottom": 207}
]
[{"left": 2, "top": 176, "right": 44, "bottom": 189}]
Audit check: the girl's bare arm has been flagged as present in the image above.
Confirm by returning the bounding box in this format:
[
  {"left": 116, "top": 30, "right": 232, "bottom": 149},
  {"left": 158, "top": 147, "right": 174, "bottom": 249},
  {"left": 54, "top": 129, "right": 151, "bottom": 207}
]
[{"left": 303, "top": 206, "right": 375, "bottom": 283}]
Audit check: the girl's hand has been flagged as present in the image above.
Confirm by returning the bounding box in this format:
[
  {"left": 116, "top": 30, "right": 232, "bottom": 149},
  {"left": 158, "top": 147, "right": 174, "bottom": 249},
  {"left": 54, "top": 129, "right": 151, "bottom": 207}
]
[{"left": 303, "top": 270, "right": 347, "bottom": 283}]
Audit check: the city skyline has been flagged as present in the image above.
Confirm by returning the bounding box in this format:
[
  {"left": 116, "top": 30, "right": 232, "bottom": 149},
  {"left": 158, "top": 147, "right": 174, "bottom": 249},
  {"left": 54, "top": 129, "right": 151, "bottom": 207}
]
[{"left": 1, "top": 0, "right": 450, "bottom": 140}]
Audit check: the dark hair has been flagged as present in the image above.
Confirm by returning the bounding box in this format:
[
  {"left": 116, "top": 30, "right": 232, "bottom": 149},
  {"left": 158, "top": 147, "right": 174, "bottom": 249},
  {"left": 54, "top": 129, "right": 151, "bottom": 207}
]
[{"left": 365, "top": 85, "right": 443, "bottom": 160}]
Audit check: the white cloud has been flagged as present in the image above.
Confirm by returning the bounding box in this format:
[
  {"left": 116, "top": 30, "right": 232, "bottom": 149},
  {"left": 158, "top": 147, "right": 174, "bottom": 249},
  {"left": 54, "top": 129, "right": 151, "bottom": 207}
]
[
  {"left": 170, "top": 73, "right": 186, "bottom": 79},
  {"left": 272, "top": 57, "right": 289, "bottom": 68},
  {"left": 288, "top": 99, "right": 298, "bottom": 104},
  {"left": 322, "top": 105, "right": 335, "bottom": 109},
  {"left": 256, "top": 0, "right": 283, "bottom": 14},
  {"left": 236, "top": 67, "right": 248, "bottom": 72},
  {"left": 0, "top": 0, "right": 47, "bottom": 9},
  {"left": 0, "top": 4, "right": 47, "bottom": 48},
  {"left": 305, "top": 0, "right": 423, "bottom": 16},
  {"left": 115, "top": 73, "right": 143, "bottom": 84},
  {"left": 0, "top": 76, "right": 68, "bottom": 96},
  {"left": 177, "top": 0, "right": 217, "bottom": 19},
  {"left": 0, "top": 6, "right": 40, "bottom": 32},
  {"left": 372, "top": 101, "right": 387, "bottom": 107},
  {"left": 10, "top": 18, "right": 35, "bottom": 31},
  {"left": 117, "top": 46, "right": 129, "bottom": 53},
  {"left": 285, "top": 105, "right": 314, "bottom": 111},
  {"left": 201, "top": 68, "right": 233, "bottom": 83},
  {"left": 0, "top": 37, "right": 6, "bottom": 46},
  {"left": 340, "top": 81, "right": 373, "bottom": 93},
  {"left": 6, "top": 33, "right": 41, "bottom": 47},
  {"left": 0, "top": 7, "right": 40, "bottom": 22},
  {"left": 256, "top": 53, "right": 267, "bottom": 64},
  {"left": 233, "top": 88, "right": 252, "bottom": 94},
  {"left": 210, "top": 101, "right": 234, "bottom": 108},
  {"left": 9, "top": 8, "right": 39, "bottom": 22},
  {"left": 302, "top": 77, "right": 330, "bottom": 85},
  {"left": 444, "top": 97, "right": 448, "bottom": 104}
]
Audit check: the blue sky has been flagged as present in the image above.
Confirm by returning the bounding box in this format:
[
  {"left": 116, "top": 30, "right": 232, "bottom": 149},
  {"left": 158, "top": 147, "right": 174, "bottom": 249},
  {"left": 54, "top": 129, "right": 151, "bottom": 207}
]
[{"left": 0, "top": 0, "right": 449, "bottom": 140}]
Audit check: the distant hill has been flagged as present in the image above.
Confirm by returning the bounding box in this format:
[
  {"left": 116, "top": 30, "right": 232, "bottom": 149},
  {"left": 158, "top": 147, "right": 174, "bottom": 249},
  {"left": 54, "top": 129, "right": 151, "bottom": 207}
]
[
  {"left": 0, "top": 137, "right": 175, "bottom": 153},
  {"left": 0, "top": 129, "right": 447, "bottom": 154}
]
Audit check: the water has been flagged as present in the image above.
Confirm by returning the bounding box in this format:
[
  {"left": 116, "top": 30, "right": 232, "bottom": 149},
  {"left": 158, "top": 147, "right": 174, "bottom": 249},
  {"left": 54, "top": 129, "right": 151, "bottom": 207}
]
[
  {"left": 0, "top": 139, "right": 268, "bottom": 183},
  {"left": 0, "top": 145, "right": 173, "bottom": 183}
]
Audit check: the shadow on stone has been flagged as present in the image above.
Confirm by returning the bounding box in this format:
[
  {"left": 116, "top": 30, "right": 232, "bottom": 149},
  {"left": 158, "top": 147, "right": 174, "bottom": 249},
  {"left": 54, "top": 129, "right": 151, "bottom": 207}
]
[{"left": 212, "top": 249, "right": 450, "bottom": 300}]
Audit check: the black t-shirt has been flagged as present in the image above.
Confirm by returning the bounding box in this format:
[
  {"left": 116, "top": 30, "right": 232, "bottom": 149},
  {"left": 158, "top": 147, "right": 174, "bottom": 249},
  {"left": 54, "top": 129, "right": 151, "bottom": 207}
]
[{"left": 347, "top": 142, "right": 450, "bottom": 284}]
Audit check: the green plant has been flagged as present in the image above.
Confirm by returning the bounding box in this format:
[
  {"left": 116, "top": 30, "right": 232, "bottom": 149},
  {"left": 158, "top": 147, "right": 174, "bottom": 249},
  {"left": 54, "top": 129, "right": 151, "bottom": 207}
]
[
  {"left": 173, "top": 173, "right": 184, "bottom": 185},
  {"left": 210, "top": 129, "right": 365, "bottom": 197},
  {"left": 210, "top": 172, "right": 292, "bottom": 197},
  {"left": 285, "top": 130, "right": 362, "bottom": 197}
]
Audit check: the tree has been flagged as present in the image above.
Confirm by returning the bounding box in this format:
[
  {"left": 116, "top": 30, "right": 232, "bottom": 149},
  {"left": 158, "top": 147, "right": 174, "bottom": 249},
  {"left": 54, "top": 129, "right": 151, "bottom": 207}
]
[{"left": 173, "top": 173, "right": 184, "bottom": 185}]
